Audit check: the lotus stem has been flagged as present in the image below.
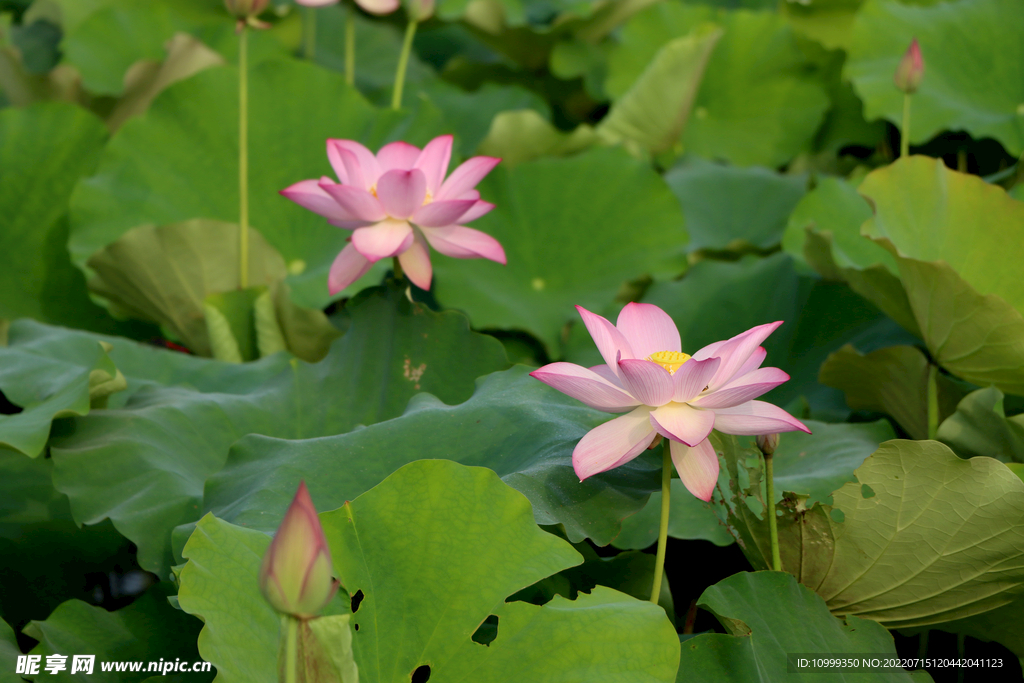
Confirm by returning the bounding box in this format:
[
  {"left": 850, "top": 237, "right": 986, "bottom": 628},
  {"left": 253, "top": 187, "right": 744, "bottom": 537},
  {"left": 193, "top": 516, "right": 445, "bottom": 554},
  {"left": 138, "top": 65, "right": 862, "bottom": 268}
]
[
  {"left": 650, "top": 441, "right": 672, "bottom": 604},
  {"left": 284, "top": 615, "right": 298, "bottom": 683},
  {"left": 900, "top": 93, "right": 911, "bottom": 158},
  {"left": 764, "top": 449, "right": 782, "bottom": 572},
  {"left": 345, "top": 3, "right": 355, "bottom": 87},
  {"left": 303, "top": 5, "right": 316, "bottom": 61},
  {"left": 239, "top": 25, "right": 250, "bottom": 290},
  {"left": 391, "top": 19, "right": 418, "bottom": 110},
  {"left": 392, "top": 256, "right": 403, "bottom": 281},
  {"left": 927, "top": 363, "right": 939, "bottom": 440}
]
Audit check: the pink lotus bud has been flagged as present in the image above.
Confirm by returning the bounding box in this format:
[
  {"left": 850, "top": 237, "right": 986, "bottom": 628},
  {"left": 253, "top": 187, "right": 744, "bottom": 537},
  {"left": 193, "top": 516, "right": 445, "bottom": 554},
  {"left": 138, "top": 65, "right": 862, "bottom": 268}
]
[
  {"left": 406, "top": 0, "right": 435, "bottom": 21},
  {"left": 295, "top": 0, "right": 401, "bottom": 15},
  {"left": 224, "top": 0, "right": 269, "bottom": 18},
  {"left": 894, "top": 39, "right": 924, "bottom": 94},
  {"left": 259, "top": 482, "right": 339, "bottom": 619},
  {"left": 755, "top": 433, "right": 779, "bottom": 456}
]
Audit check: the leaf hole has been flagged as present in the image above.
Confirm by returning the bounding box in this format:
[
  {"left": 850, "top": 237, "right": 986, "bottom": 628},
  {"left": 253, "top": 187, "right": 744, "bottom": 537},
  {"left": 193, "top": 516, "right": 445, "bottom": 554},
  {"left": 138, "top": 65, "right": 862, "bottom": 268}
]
[
  {"left": 471, "top": 615, "right": 499, "bottom": 646},
  {"left": 350, "top": 589, "right": 364, "bottom": 613},
  {"left": 411, "top": 665, "right": 431, "bottom": 682},
  {"left": 860, "top": 483, "right": 876, "bottom": 499}
]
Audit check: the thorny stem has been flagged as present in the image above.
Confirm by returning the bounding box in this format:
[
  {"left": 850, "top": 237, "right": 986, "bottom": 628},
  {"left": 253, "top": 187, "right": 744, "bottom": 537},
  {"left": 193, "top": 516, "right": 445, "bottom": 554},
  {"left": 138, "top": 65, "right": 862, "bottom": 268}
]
[
  {"left": 650, "top": 441, "right": 672, "bottom": 603},
  {"left": 764, "top": 449, "right": 782, "bottom": 572},
  {"left": 927, "top": 363, "right": 939, "bottom": 440},
  {"left": 303, "top": 5, "right": 316, "bottom": 61},
  {"left": 239, "top": 26, "right": 250, "bottom": 289},
  {"left": 900, "top": 92, "right": 912, "bottom": 158},
  {"left": 391, "top": 20, "right": 418, "bottom": 110},
  {"left": 284, "top": 616, "right": 298, "bottom": 683},
  {"left": 345, "top": 2, "right": 355, "bottom": 86}
]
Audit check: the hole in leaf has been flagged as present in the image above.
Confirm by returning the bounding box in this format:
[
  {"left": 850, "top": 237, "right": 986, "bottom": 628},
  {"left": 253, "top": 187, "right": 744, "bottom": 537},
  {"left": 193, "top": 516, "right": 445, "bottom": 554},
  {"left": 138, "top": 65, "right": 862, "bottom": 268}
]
[
  {"left": 353, "top": 623, "right": 359, "bottom": 631},
  {"left": 0, "top": 389, "right": 23, "bottom": 416},
  {"left": 471, "top": 615, "right": 499, "bottom": 646},
  {"left": 830, "top": 508, "right": 846, "bottom": 524},
  {"left": 411, "top": 665, "right": 430, "bottom": 682},
  {"left": 350, "top": 589, "right": 364, "bottom": 613},
  {"left": 861, "top": 483, "right": 876, "bottom": 499}
]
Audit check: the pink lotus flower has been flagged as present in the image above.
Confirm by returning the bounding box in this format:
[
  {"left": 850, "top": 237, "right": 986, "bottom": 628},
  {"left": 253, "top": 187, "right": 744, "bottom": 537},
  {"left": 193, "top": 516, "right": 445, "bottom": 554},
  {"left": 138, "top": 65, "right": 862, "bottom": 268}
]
[
  {"left": 530, "top": 304, "right": 810, "bottom": 501},
  {"left": 259, "top": 481, "right": 340, "bottom": 619},
  {"left": 294, "top": 0, "right": 400, "bottom": 16},
  {"left": 281, "top": 134, "right": 506, "bottom": 294}
]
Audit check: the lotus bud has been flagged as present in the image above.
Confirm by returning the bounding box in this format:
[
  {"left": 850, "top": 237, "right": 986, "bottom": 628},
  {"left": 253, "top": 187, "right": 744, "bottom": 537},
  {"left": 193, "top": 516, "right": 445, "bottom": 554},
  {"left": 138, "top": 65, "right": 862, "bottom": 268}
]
[
  {"left": 224, "top": 0, "right": 269, "bottom": 18},
  {"left": 406, "top": 0, "right": 435, "bottom": 21},
  {"left": 259, "top": 482, "right": 340, "bottom": 619},
  {"left": 894, "top": 38, "right": 924, "bottom": 94},
  {"left": 295, "top": 0, "right": 401, "bottom": 15},
  {"left": 755, "top": 433, "right": 779, "bottom": 456}
]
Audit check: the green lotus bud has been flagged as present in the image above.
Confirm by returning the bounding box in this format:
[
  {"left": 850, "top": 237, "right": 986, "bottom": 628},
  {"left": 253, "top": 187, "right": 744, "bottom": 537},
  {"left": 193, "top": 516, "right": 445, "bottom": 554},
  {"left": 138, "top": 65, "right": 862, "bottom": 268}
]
[
  {"left": 755, "top": 433, "right": 779, "bottom": 456},
  {"left": 406, "top": 0, "right": 434, "bottom": 21},
  {"left": 259, "top": 482, "right": 339, "bottom": 619},
  {"left": 224, "top": 0, "right": 269, "bottom": 19},
  {"left": 894, "top": 38, "right": 924, "bottom": 95}
]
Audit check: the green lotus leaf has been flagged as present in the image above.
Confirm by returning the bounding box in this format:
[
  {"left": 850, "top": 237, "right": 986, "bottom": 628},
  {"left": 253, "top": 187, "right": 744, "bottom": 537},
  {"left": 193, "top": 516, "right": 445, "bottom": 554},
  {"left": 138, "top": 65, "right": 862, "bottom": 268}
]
[
  {"left": 938, "top": 387, "right": 1024, "bottom": 462},
  {"left": 859, "top": 156, "right": 1024, "bottom": 393},
  {"left": 178, "top": 462, "right": 679, "bottom": 683},
  {"left": 22, "top": 585, "right": 205, "bottom": 683},
  {"left": 612, "top": 479, "right": 734, "bottom": 550},
  {"left": 431, "top": 146, "right": 686, "bottom": 353},
  {"left": 69, "top": 58, "right": 443, "bottom": 310},
  {"left": 665, "top": 157, "right": 807, "bottom": 252},
  {"left": 0, "top": 452, "right": 128, "bottom": 635},
  {"left": 0, "top": 102, "right": 140, "bottom": 333},
  {"left": 86, "top": 219, "right": 340, "bottom": 361},
  {"left": 845, "top": 0, "right": 1024, "bottom": 155},
  {"left": 904, "top": 592, "right": 1024, "bottom": 670},
  {"left": 780, "top": 176, "right": 921, "bottom": 336},
  {"left": 819, "top": 345, "right": 966, "bottom": 439},
  {"left": 436, "top": 0, "right": 598, "bottom": 27},
  {"left": 678, "top": 571, "right": 927, "bottom": 682},
  {"left": 476, "top": 110, "right": 597, "bottom": 167},
  {"left": 49, "top": 282, "right": 508, "bottom": 574},
  {"left": 0, "top": 616, "right": 19, "bottom": 683},
  {"left": 198, "top": 365, "right": 660, "bottom": 552},
  {"left": 633, "top": 253, "right": 915, "bottom": 415},
  {"left": 515, "top": 545, "right": 675, "bottom": 624},
  {"left": 729, "top": 439, "right": 1024, "bottom": 628},
  {"left": 606, "top": 4, "right": 829, "bottom": 166},
  {"left": 781, "top": 0, "right": 865, "bottom": 51},
  {"left": 597, "top": 24, "right": 721, "bottom": 155},
  {"left": 0, "top": 319, "right": 292, "bottom": 408},
  {"left": 0, "top": 332, "right": 121, "bottom": 458}
]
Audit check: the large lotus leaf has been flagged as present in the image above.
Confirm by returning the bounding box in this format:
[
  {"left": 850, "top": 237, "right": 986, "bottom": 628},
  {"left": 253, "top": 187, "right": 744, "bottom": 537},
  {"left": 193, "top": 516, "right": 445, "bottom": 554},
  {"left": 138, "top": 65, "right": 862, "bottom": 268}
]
[
  {"left": 780, "top": 176, "right": 921, "bottom": 337},
  {"left": 938, "top": 387, "right": 1024, "bottom": 462},
  {"left": 859, "top": 156, "right": 1024, "bottom": 393},
  {"left": 0, "top": 332, "right": 121, "bottom": 458},
  {"left": 597, "top": 25, "right": 721, "bottom": 155},
  {"left": 678, "top": 571, "right": 926, "bottom": 682},
  {"left": 86, "top": 219, "right": 340, "bottom": 361},
  {"left": 664, "top": 157, "right": 807, "bottom": 252},
  {"left": 781, "top": 0, "right": 865, "bottom": 51},
  {"left": 909, "top": 592, "right": 1024, "bottom": 668},
  {"left": 475, "top": 110, "right": 597, "bottom": 167},
  {"left": 0, "top": 452, "right": 127, "bottom": 635},
  {"left": 431, "top": 146, "right": 686, "bottom": 353},
  {"left": 714, "top": 421, "right": 895, "bottom": 567},
  {"left": 0, "top": 102, "right": 130, "bottom": 332},
  {"left": 606, "top": 4, "right": 829, "bottom": 166},
  {"left": 612, "top": 479, "right": 734, "bottom": 550},
  {"left": 436, "top": 0, "right": 598, "bottom": 27},
  {"left": 198, "top": 366, "right": 660, "bottom": 552},
  {"left": 819, "top": 345, "right": 967, "bottom": 439},
  {"left": 178, "top": 462, "right": 679, "bottom": 683},
  {"left": 22, "top": 586, "right": 206, "bottom": 683},
  {"left": 69, "top": 58, "right": 442, "bottom": 310},
  {"left": 845, "top": 0, "right": 1024, "bottom": 155},
  {"left": 732, "top": 439, "right": 1024, "bottom": 628},
  {"left": 322, "top": 460, "right": 679, "bottom": 683},
  {"left": 0, "top": 617, "right": 18, "bottom": 683},
  {"left": 49, "top": 282, "right": 509, "bottom": 574},
  {"left": 0, "top": 319, "right": 291, "bottom": 409},
  {"left": 633, "top": 253, "right": 915, "bottom": 414},
  {"left": 514, "top": 545, "right": 675, "bottom": 623}
]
